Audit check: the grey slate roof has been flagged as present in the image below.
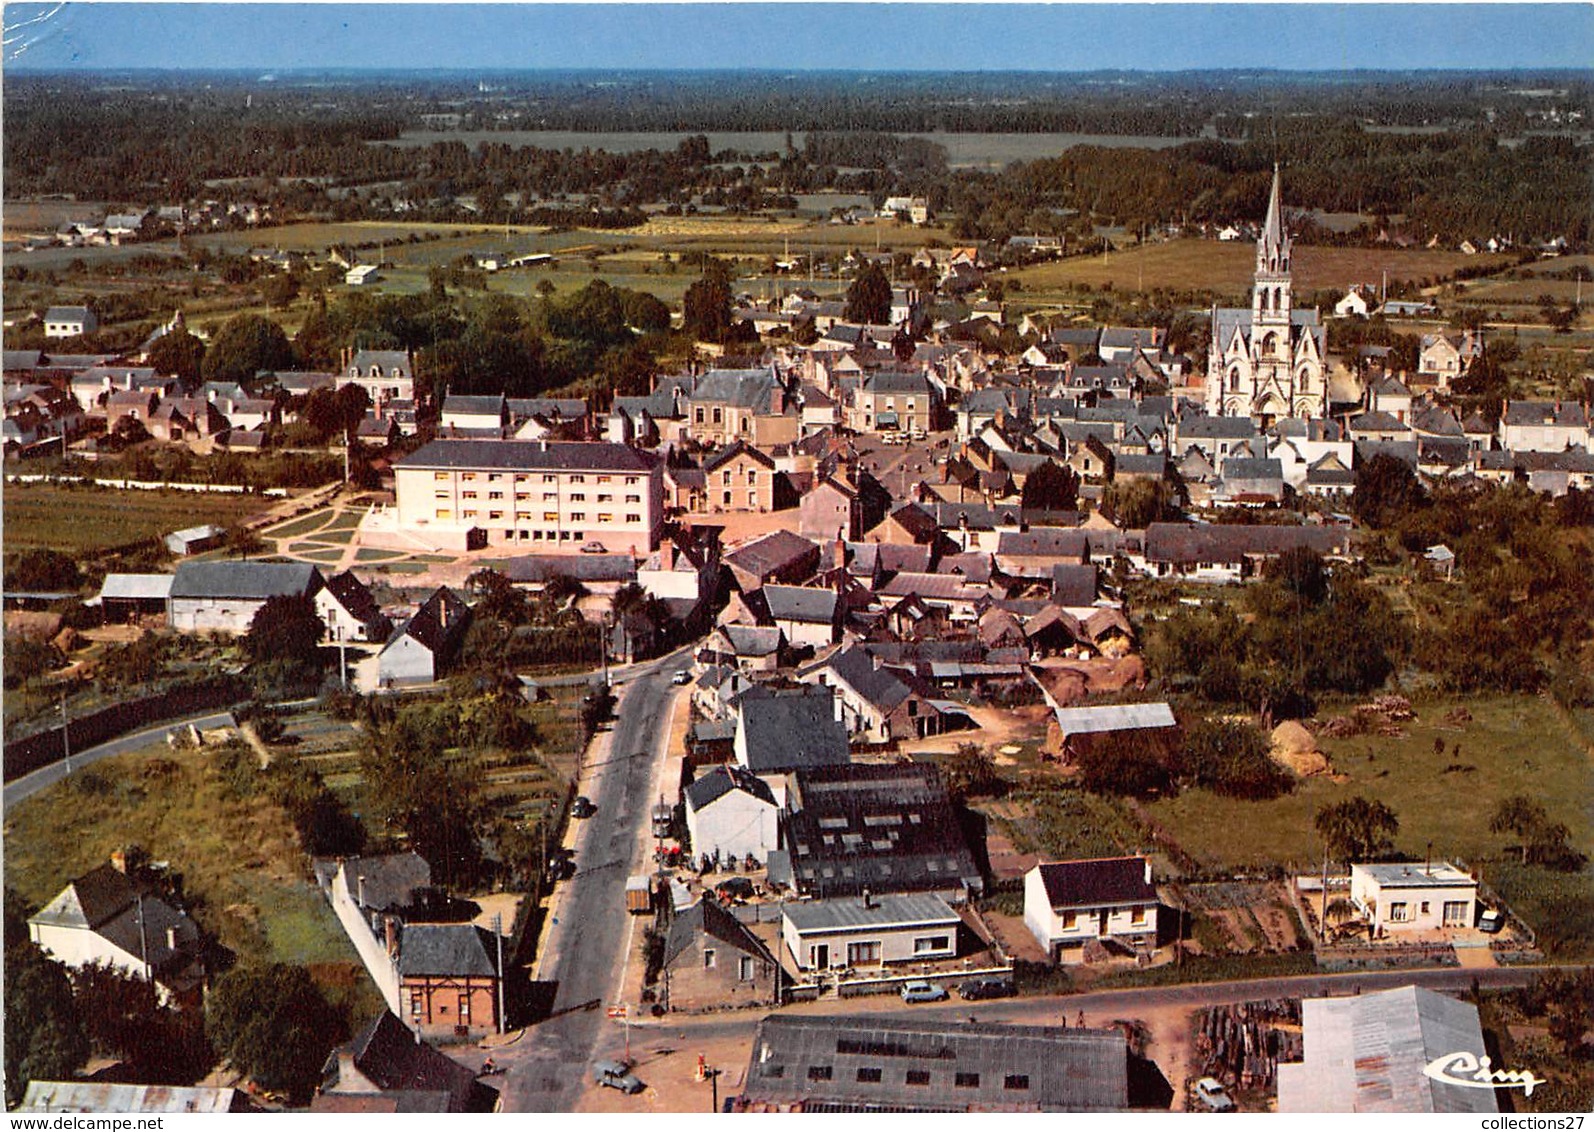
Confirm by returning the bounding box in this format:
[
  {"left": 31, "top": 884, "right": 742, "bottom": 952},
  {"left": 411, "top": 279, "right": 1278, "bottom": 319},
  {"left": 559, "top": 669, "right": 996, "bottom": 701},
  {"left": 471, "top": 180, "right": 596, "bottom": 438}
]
[
  {"left": 663, "top": 897, "right": 774, "bottom": 968},
  {"left": 783, "top": 763, "right": 981, "bottom": 897},
  {"left": 684, "top": 764, "right": 778, "bottom": 812},
  {"left": 725, "top": 530, "right": 819, "bottom": 581},
  {"left": 396, "top": 922, "right": 500, "bottom": 978},
  {"left": 781, "top": 892, "right": 959, "bottom": 934},
  {"left": 1221, "top": 457, "right": 1284, "bottom": 481},
  {"left": 691, "top": 368, "right": 777, "bottom": 409},
  {"left": 331, "top": 1010, "right": 478, "bottom": 1111},
  {"left": 1177, "top": 415, "right": 1260, "bottom": 440},
  {"left": 332, "top": 852, "right": 432, "bottom": 912},
  {"left": 863, "top": 370, "right": 932, "bottom": 395},
  {"left": 1033, "top": 856, "right": 1156, "bottom": 910},
  {"left": 394, "top": 439, "right": 657, "bottom": 473},
  {"left": 100, "top": 573, "right": 174, "bottom": 601},
  {"left": 738, "top": 1015, "right": 1128, "bottom": 1112},
  {"left": 1051, "top": 564, "right": 1098, "bottom": 606},
  {"left": 736, "top": 686, "right": 850, "bottom": 773},
  {"left": 763, "top": 584, "right": 838, "bottom": 625},
  {"left": 1142, "top": 522, "right": 1347, "bottom": 564},
  {"left": 168, "top": 560, "right": 321, "bottom": 601},
  {"left": 502, "top": 554, "right": 636, "bottom": 584}
]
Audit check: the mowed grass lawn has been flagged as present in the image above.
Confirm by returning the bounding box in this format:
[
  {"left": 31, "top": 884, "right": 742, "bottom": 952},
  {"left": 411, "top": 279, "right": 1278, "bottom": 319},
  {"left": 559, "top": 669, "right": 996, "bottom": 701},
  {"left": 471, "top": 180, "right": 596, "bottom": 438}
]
[
  {"left": 4, "top": 482, "right": 273, "bottom": 554},
  {"left": 1012, "top": 241, "right": 1510, "bottom": 301},
  {"left": 1145, "top": 695, "right": 1594, "bottom": 874}
]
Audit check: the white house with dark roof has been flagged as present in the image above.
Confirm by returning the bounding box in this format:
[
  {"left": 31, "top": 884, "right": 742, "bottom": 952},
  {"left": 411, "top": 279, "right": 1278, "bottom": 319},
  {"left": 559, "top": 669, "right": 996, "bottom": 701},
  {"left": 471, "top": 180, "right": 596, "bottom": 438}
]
[
  {"left": 684, "top": 764, "right": 780, "bottom": 864},
  {"left": 761, "top": 584, "right": 839, "bottom": 648},
  {"left": 1023, "top": 856, "right": 1160, "bottom": 962},
  {"left": 44, "top": 306, "right": 98, "bottom": 339},
  {"left": 315, "top": 571, "right": 392, "bottom": 643},
  {"left": 376, "top": 587, "right": 469, "bottom": 686},
  {"left": 29, "top": 855, "right": 205, "bottom": 1006},
  {"left": 345, "top": 350, "right": 414, "bottom": 403}
]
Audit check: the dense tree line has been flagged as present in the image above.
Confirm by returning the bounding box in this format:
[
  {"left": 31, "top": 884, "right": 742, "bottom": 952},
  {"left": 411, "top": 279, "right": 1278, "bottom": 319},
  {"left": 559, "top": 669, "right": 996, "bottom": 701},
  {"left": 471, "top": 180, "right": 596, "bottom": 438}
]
[{"left": 8, "top": 73, "right": 1586, "bottom": 244}]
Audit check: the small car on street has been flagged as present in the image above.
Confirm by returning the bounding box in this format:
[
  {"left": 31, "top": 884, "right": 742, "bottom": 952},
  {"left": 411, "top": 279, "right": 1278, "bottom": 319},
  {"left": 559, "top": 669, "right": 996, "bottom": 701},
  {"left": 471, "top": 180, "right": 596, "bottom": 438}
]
[
  {"left": 571, "top": 795, "right": 596, "bottom": 819},
  {"left": 900, "top": 980, "right": 948, "bottom": 1003},
  {"left": 957, "top": 976, "right": 1014, "bottom": 1001},
  {"left": 593, "top": 1060, "right": 644, "bottom": 1094}
]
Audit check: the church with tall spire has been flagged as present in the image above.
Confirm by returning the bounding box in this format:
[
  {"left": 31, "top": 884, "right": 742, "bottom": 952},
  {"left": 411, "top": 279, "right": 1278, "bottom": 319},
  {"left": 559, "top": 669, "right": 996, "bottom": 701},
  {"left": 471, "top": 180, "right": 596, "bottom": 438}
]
[{"left": 1205, "top": 166, "right": 1326, "bottom": 424}]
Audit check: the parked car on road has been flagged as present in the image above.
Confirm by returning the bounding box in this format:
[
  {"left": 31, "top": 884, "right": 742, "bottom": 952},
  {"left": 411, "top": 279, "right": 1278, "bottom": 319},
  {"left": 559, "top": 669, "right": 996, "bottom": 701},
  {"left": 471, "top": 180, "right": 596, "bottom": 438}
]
[
  {"left": 900, "top": 980, "right": 948, "bottom": 1003},
  {"left": 593, "top": 1060, "right": 644, "bottom": 1094},
  {"left": 671, "top": 668, "right": 693, "bottom": 685},
  {"left": 957, "top": 976, "right": 1013, "bottom": 1001},
  {"left": 1195, "top": 1077, "right": 1236, "bottom": 1111},
  {"left": 581, "top": 540, "right": 607, "bottom": 554},
  {"left": 571, "top": 795, "right": 596, "bottom": 819}
]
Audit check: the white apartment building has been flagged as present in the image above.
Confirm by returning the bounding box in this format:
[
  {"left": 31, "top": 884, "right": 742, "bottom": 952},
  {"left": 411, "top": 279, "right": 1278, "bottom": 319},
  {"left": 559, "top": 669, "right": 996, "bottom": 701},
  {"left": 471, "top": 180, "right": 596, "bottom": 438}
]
[{"left": 392, "top": 439, "right": 664, "bottom": 554}]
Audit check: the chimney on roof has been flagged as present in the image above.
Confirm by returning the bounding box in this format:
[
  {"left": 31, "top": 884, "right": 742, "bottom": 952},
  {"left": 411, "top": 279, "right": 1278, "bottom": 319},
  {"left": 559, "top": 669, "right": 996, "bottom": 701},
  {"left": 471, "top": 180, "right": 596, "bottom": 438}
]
[
  {"left": 862, "top": 887, "right": 874, "bottom": 909},
  {"left": 833, "top": 691, "right": 843, "bottom": 724},
  {"left": 357, "top": 874, "right": 367, "bottom": 908},
  {"left": 661, "top": 538, "right": 675, "bottom": 572},
  {"left": 166, "top": 926, "right": 179, "bottom": 953},
  {"left": 1144, "top": 859, "right": 1152, "bottom": 885},
  {"left": 833, "top": 535, "right": 846, "bottom": 572},
  {"left": 384, "top": 915, "right": 399, "bottom": 958}
]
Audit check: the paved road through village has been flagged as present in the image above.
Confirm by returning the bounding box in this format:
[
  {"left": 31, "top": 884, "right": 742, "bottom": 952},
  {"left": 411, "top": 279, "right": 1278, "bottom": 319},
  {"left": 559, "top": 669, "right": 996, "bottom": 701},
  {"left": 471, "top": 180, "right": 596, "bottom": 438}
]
[{"left": 498, "top": 648, "right": 689, "bottom": 1112}]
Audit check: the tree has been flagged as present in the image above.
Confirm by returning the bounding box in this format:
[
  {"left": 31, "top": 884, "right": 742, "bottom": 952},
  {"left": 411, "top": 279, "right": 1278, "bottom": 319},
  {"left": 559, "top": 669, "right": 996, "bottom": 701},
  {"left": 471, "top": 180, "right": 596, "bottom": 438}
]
[
  {"left": 200, "top": 314, "right": 293, "bottom": 384},
  {"left": 226, "top": 525, "right": 266, "bottom": 560},
  {"left": 361, "top": 704, "right": 483, "bottom": 886},
  {"left": 941, "top": 742, "right": 1005, "bottom": 801},
  {"left": 245, "top": 595, "right": 324, "bottom": 669},
  {"left": 1020, "top": 460, "right": 1081, "bottom": 511},
  {"left": 1352, "top": 453, "right": 1425, "bottom": 529},
  {"left": 4, "top": 547, "right": 82, "bottom": 592},
  {"left": 844, "top": 262, "right": 892, "bottom": 325},
  {"left": 263, "top": 272, "right": 301, "bottom": 310},
  {"left": 465, "top": 568, "right": 528, "bottom": 625},
  {"left": 3, "top": 634, "right": 63, "bottom": 688},
  {"left": 4, "top": 945, "right": 89, "bottom": 1107},
  {"left": 682, "top": 262, "right": 734, "bottom": 343},
  {"left": 71, "top": 962, "right": 212, "bottom": 1083},
  {"left": 1314, "top": 796, "right": 1399, "bottom": 862},
  {"left": 1103, "top": 477, "right": 1178, "bottom": 529},
  {"left": 145, "top": 329, "right": 207, "bottom": 390},
  {"left": 1181, "top": 718, "right": 1292, "bottom": 800},
  {"left": 206, "top": 964, "right": 341, "bottom": 1104},
  {"left": 1490, "top": 794, "right": 1583, "bottom": 869},
  {"left": 1263, "top": 546, "right": 1328, "bottom": 605}
]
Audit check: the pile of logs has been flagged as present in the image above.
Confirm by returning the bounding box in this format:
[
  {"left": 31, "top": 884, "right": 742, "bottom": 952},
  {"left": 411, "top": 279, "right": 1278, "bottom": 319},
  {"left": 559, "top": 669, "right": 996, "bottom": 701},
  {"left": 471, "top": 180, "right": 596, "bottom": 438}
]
[{"left": 1193, "top": 1000, "right": 1304, "bottom": 1091}]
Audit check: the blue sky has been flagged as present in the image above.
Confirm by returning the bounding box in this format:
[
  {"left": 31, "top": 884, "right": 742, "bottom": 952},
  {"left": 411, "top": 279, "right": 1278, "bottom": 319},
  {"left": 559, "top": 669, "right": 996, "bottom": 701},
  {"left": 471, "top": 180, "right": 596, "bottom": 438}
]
[{"left": 5, "top": 4, "right": 1592, "bottom": 72}]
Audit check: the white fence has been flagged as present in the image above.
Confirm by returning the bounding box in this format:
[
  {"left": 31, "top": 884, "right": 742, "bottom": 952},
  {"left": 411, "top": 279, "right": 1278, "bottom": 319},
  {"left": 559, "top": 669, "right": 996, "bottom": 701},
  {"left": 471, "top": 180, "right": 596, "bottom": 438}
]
[{"left": 6, "top": 473, "right": 288, "bottom": 497}]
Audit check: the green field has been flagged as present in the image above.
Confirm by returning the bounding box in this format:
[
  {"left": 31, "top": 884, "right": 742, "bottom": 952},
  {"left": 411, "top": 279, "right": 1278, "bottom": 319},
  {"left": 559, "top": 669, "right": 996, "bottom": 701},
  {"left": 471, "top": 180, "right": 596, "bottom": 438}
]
[
  {"left": 2, "top": 482, "right": 274, "bottom": 554},
  {"left": 1012, "top": 241, "right": 1510, "bottom": 301},
  {"left": 1145, "top": 695, "right": 1594, "bottom": 874}
]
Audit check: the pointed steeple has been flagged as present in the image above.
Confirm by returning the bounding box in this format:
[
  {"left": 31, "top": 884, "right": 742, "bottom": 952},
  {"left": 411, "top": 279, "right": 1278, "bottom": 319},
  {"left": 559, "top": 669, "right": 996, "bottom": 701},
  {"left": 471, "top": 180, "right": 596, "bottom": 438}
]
[{"left": 1257, "top": 164, "right": 1289, "bottom": 271}]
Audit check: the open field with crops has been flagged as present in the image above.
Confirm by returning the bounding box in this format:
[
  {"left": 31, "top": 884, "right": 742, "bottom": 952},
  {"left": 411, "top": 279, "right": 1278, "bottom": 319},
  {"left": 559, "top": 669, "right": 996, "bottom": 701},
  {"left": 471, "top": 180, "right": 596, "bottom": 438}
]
[
  {"left": 3, "top": 481, "right": 274, "bottom": 555},
  {"left": 1011, "top": 241, "right": 1511, "bottom": 301}
]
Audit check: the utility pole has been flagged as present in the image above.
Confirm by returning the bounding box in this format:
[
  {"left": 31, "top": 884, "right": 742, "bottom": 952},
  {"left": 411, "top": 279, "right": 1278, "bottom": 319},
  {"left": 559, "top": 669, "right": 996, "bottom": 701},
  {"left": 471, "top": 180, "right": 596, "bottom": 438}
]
[
  {"left": 136, "top": 893, "right": 155, "bottom": 1003},
  {"left": 1320, "top": 844, "right": 1331, "bottom": 941},
  {"left": 61, "top": 694, "right": 72, "bottom": 775},
  {"left": 494, "top": 913, "right": 506, "bottom": 1035}
]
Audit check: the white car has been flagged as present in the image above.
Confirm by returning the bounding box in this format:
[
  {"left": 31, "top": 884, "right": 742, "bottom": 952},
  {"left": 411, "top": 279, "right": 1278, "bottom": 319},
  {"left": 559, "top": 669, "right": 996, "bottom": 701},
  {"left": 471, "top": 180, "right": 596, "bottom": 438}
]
[{"left": 1195, "top": 1077, "right": 1235, "bottom": 1112}]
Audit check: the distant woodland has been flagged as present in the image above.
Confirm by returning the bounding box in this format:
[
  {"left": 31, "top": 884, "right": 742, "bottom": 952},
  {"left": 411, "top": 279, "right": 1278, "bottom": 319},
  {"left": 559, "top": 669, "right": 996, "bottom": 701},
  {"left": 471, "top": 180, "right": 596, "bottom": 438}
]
[{"left": 5, "top": 70, "right": 1591, "bottom": 242}]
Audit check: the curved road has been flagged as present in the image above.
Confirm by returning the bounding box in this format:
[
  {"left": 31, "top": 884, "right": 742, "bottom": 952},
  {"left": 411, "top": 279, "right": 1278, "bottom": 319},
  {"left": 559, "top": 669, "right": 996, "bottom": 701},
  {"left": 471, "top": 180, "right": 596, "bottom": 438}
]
[{"left": 3, "top": 711, "right": 237, "bottom": 813}]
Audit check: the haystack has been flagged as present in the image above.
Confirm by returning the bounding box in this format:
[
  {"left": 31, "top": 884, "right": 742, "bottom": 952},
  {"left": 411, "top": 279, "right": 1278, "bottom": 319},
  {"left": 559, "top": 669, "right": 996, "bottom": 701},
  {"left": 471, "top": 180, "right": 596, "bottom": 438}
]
[{"left": 1270, "top": 719, "right": 1331, "bottom": 777}]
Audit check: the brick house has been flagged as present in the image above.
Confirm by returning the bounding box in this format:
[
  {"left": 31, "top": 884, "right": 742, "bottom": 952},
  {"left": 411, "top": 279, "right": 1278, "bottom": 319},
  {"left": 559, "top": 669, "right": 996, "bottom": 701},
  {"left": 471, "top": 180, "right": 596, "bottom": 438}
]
[{"left": 397, "top": 922, "right": 502, "bottom": 1039}]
